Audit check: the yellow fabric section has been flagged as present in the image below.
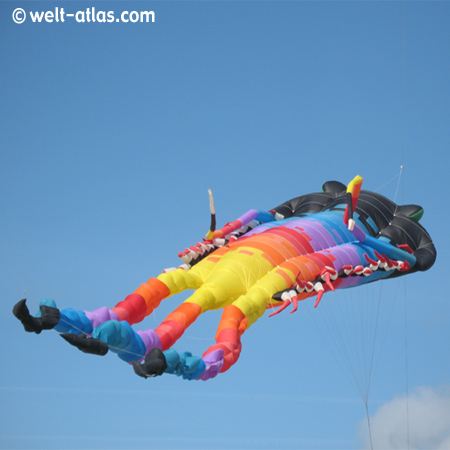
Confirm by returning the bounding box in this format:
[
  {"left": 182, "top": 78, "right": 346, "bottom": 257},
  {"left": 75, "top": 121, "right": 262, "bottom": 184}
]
[
  {"left": 347, "top": 175, "right": 363, "bottom": 193},
  {"left": 233, "top": 265, "right": 296, "bottom": 326},
  {"left": 155, "top": 244, "right": 297, "bottom": 323},
  {"left": 185, "top": 247, "right": 275, "bottom": 313},
  {"left": 156, "top": 269, "right": 203, "bottom": 296},
  {"left": 156, "top": 252, "right": 228, "bottom": 296}
]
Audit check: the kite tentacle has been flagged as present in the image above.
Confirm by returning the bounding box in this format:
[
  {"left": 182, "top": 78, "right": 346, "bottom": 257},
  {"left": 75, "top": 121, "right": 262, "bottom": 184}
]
[{"left": 200, "top": 304, "right": 248, "bottom": 380}]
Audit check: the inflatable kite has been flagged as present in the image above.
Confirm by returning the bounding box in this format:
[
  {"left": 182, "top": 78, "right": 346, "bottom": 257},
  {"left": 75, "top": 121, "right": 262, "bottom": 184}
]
[{"left": 13, "top": 176, "right": 436, "bottom": 381}]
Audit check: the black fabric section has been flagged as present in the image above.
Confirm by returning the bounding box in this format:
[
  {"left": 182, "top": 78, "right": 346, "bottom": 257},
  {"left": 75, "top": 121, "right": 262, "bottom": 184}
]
[
  {"left": 210, "top": 213, "right": 216, "bottom": 233},
  {"left": 133, "top": 347, "right": 167, "bottom": 378},
  {"left": 12, "top": 299, "right": 60, "bottom": 334},
  {"left": 60, "top": 333, "right": 109, "bottom": 356},
  {"left": 271, "top": 181, "right": 436, "bottom": 272}
]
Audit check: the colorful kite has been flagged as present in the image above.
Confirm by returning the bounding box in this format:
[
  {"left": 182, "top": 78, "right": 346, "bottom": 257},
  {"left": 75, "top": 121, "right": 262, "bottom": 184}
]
[{"left": 13, "top": 176, "right": 436, "bottom": 380}]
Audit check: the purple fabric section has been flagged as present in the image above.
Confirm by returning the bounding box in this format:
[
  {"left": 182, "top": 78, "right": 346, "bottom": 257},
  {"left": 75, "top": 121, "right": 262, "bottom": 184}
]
[
  {"left": 84, "top": 307, "right": 119, "bottom": 329},
  {"left": 242, "top": 224, "right": 271, "bottom": 238},
  {"left": 284, "top": 221, "right": 331, "bottom": 251},
  {"left": 306, "top": 220, "right": 340, "bottom": 248},
  {"left": 318, "top": 244, "right": 362, "bottom": 272},
  {"left": 198, "top": 349, "right": 224, "bottom": 381},
  {"left": 238, "top": 209, "right": 258, "bottom": 226},
  {"left": 136, "top": 329, "right": 162, "bottom": 357},
  {"left": 349, "top": 224, "right": 367, "bottom": 242}
]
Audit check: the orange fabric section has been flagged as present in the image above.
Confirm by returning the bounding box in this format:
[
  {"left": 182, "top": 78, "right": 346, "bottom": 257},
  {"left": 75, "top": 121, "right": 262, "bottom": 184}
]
[
  {"left": 261, "top": 232, "right": 300, "bottom": 257},
  {"left": 133, "top": 278, "right": 171, "bottom": 315},
  {"left": 230, "top": 236, "right": 289, "bottom": 265},
  {"left": 261, "top": 252, "right": 277, "bottom": 266},
  {"left": 205, "top": 256, "right": 221, "bottom": 264},
  {"left": 164, "top": 302, "right": 202, "bottom": 328},
  {"left": 155, "top": 321, "right": 185, "bottom": 350},
  {"left": 279, "top": 257, "right": 317, "bottom": 281},
  {"left": 154, "top": 302, "right": 202, "bottom": 350},
  {"left": 214, "top": 304, "right": 247, "bottom": 339},
  {"left": 275, "top": 268, "right": 294, "bottom": 286}
]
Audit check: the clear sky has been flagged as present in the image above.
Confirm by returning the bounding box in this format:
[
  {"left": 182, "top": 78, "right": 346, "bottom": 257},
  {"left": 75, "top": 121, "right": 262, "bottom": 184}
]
[{"left": 1, "top": 1, "right": 449, "bottom": 450}]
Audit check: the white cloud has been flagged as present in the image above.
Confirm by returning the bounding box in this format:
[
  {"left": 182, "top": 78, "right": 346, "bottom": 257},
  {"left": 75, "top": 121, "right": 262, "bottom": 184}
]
[{"left": 358, "top": 386, "right": 450, "bottom": 450}]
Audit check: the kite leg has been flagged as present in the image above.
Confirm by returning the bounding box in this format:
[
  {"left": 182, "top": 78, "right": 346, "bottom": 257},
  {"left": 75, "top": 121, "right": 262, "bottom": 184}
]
[
  {"left": 55, "top": 267, "right": 205, "bottom": 336},
  {"left": 197, "top": 265, "right": 296, "bottom": 380},
  {"left": 80, "top": 265, "right": 216, "bottom": 361},
  {"left": 199, "top": 304, "right": 247, "bottom": 380},
  {"left": 110, "top": 267, "right": 204, "bottom": 325},
  {"left": 106, "top": 249, "right": 225, "bottom": 326},
  {"left": 130, "top": 279, "right": 242, "bottom": 377}
]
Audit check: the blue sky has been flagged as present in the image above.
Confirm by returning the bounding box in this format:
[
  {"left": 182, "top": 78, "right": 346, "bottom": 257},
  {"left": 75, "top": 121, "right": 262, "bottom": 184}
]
[{"left": 1, "top": 1, "right": 449, "bottom": 449}]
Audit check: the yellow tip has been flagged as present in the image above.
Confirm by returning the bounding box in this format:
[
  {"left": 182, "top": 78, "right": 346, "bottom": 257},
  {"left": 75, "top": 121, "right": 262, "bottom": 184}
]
[{"left": 347, "top": 175, "right": 363, "bottom": 194}]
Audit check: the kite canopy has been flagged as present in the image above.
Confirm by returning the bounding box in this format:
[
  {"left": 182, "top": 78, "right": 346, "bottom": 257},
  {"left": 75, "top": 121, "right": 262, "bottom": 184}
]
[
  {"left": 13, "top": 177, "right": 436, "bottom": 381},
  {"left": 273, "top": 180, "right": 436, "bottom": 272}
]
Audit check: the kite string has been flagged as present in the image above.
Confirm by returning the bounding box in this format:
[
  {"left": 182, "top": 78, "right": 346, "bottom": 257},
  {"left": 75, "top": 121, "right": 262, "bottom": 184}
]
[
  {"left": 363, "top": 282, "right": 384, "bottom": 450},
  {"left": 394, "top": 165, "right": 404, "bottom": 204},
  {"left": 365, "top": 402, "right": 374, "bottom": 450},
  {"left": 400, "top": 2, "right": 410, "bottom": 446},
  {"left": 403, "top": 277, "right": 410, "bottom": 450}
]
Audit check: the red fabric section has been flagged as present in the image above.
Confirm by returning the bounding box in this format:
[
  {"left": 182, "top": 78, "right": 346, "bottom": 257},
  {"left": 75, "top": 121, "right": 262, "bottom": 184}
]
[
  {"left": 154, "top": 303, "right": 202, "bottom": 350},
  {"left": 111, "top": 294, "right": 146, "bottom": 324},
  {"left": 111, "top": 278, "right": 171, "bottom": 324},
  {"left": 155, "top": 320, "right": 185, "bottom": 350},
  {"left": 203, "top": 305, "right": 247, "bottom": 373}
]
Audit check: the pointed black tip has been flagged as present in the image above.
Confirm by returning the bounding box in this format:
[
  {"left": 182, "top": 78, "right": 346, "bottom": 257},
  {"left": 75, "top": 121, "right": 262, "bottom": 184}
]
[
  {"left": 12, "top": 298, "right": 42, "bottom": 333},
  {"left": 13, "top": 299, "right": 60, "bottom": 334},
  {"left": 12, "top": 298, "right": 29, "bottom": 320}
]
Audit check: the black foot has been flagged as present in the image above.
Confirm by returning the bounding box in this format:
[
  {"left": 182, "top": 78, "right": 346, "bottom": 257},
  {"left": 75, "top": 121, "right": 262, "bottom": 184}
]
[
  {"left": 12, "top": 299, "right": 60, "bottom": 334},
  {"left": 60, "top": 333, "right": 109, "bottom": 356},
  {"left": 132, "top": 348, "right": 167, "bottom": 379}
]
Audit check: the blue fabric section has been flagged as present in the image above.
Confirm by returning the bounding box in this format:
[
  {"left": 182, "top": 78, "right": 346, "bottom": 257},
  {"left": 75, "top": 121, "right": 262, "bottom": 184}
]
[
  {"left": 56, "top": 308, "right": 93, "bottom": 335},
  {"left": 164, "top": 349, "right": 206, "bottom": 380},
  {"left": 36, "top": 299, "right": 93, "bottom": 334},
  {"left": 322, "top": 210, "right": 373, "bottom": 237},
  {"left": 255, "top": 211, "right": 275, "bottom": 223},
  {"left": 355, "top": 242, "right": 379, "bottom": 262},
  {"left": 37, "top": 298, "right": 57, "bottom": 313},
  {"left": 92, "top": 321, "right": 146, "bottom": 362},
  {"left": 311, "top": 212, "right": 355, "bottom": 244},
  {"left": 365, "top": 215, "right": 378, "bottom": 234}
]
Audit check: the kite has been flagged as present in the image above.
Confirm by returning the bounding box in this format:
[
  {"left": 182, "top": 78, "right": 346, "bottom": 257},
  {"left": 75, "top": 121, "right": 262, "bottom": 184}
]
[{"left": 13, "top": 176, "right": 436, "bottom": 381}]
